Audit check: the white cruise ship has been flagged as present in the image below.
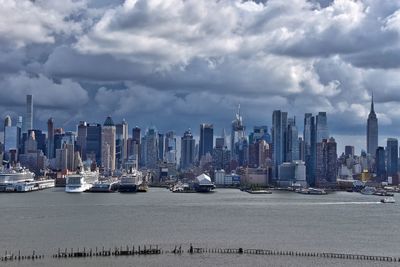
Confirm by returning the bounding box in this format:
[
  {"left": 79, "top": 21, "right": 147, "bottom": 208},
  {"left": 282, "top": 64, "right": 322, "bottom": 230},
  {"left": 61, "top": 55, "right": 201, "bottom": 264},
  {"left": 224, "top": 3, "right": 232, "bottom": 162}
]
[
  {"left": 65, "top": 170, "right": 99, "bottom": 193},
  {"left": 0, "top": 166, "right": 35, "bottom": 184}
]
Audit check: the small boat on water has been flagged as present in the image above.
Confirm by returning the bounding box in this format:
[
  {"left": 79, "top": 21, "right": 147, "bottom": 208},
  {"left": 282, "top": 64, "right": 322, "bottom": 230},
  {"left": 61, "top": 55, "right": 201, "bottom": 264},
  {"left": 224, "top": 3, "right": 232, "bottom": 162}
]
[
  {"left": 360, "top": 186, "right": 376, "bottom": 195},
  {"left": 296, "top": 188, "right": 327, "bottom": 195},
  {"left": 381, "top": 197, "right": 395, "bottom": 203},
  {"left": 245, "top": 189, "right": 272, "bottom": 194}
]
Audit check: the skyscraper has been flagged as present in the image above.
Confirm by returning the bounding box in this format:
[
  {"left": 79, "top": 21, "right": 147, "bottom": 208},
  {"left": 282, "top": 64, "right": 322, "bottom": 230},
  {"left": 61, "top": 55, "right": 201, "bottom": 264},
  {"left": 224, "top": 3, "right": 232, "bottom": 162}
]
[
  {"left": 180, "top": 129, "right": 195, "bottom": 170},
  {"left": 304, "top": 113, "right": 316, "bottom": 186},
  {"left": 132, "top": 126, "right": 141, "bottom": 165},
  {"left": 231, "top": 105, "right": 245, "bottom": 161},
  {"left": 101, "top": 116, "right": 116, "bottom": 172},
  {"left": 47, "top": 118, "right": 55, "bottom": 159},
  {"left": 386, "top": 138, "right": 398, "bottom": 177},
  {"left": 116, "top": 120, "right": 129, "bottom": 169},
  {"left": 143, "top": 127, "right": 158, "bottom": 169},
  {"left": 367, "top": 94, "right": 378, "bottom": 155},
  {"left": 286, "top": 117, "right": 299, "bottom": 162},
  {"left": 375, "top": 146, "right": 386, "bottom": 181},
  {"left": 158, "top": 133, "right": 164, "bottom": 162},
  {"left": 315, "top": 137, "right": 337, "bottom": 187},
  {"left": 326, "top": 137, "right": 337, "bottom": 184},
  {"left": 86, "top": 123, "right": 102, "bottom": 165},
  {"left": 316, "top": 112, "right": 329, "bottom": 142},
  {"left": 199, "top": 123, "right": 214, "bottom": 160},
  {"left": 272, "top": 110, "right": 287, "bottom": 178},
  {"left": 345, "top": 145, "right": 355, "bottom": 158},
  {"left": 76, "top": 121, "right": 87, "bottom": 160},
  {"left": 164, "top": 131, "right": 177, "bottom": 164},
  {"left": 23, "top": 94, "right": 33, "bottom": 133}
]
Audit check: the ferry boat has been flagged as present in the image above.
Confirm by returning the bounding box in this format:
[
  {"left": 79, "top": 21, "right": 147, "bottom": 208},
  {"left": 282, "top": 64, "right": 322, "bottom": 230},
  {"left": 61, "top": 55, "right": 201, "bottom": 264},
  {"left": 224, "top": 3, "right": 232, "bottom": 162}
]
[
  {"left": 118, "top": 169, "right": 142, "bottom": 193},
  {"left": 65, "top": 170, "right": 99, "bottom": 193},
  {"left": 88, "top": 180, "right": 119, "bottom": 193},
  {"left": 360, "top": 186, "right": 376, "bottom": 195},
  {"left": 296, "top": 188, "right": 327, "bottom": 195},
  {"left": 381, "top": 197, "right": 395, "bottom": 203}
]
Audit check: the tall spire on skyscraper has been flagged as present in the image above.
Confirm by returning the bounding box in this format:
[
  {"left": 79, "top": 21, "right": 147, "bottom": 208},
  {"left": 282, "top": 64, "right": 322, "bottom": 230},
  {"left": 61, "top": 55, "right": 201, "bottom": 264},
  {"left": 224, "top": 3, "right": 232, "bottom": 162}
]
[{"left": 371, "top": 91, "right": 375, "bottom": 113}]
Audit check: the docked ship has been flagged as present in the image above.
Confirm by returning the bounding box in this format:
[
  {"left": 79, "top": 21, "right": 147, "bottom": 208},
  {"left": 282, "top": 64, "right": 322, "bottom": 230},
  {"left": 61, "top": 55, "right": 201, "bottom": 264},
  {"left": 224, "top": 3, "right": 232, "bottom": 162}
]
[
  {"left": 65, "top": 170, "right": 99, "bottom": 193},
  {"left": 118, "top": 169, "right": 142, "bottom": 193},
  {"left": 0, "top": 166, "right": 35, "bottom": 183},
  {"left": 88, "top": 180, "right": 119, "bottom": 193},
  {"left": 296, "top": 188, "right": 327, "bottom": 195}
]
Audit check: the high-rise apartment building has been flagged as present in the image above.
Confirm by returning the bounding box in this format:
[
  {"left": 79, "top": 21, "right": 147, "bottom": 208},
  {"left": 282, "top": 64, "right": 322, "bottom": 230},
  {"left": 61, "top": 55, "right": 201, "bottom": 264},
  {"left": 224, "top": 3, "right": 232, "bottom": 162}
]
[
  {"left": 181, "top": 129, "right": 195, "bottom": 170},
  {"left": 199, "top": 123, "right": 214, "bottom": 160},
  {"left": 101, "top": 116, "right": 116, "bottom": 172},
  {"left": 86, "top": 123, "right": 102, "bottom": 165},
  {"left": 47, "top": 118, "right": 55, "bottom": 159},
  {"left": 316, "top": 112, "right": 329, "bottom": 142},
  {"left": 76, "top": 121, "right": 87, "bottom": 160},
  {"left": 116, "top": 120, "right": 128, "bottom": 169},
  {"left": 272, "top": 110, "right": 287, "bottom": 178},
  {"left": 23, "top": 95, "right": 33, "bottom": 133},
  {"left": 386, "top": 138, "right": 398, "bottom": 177}
]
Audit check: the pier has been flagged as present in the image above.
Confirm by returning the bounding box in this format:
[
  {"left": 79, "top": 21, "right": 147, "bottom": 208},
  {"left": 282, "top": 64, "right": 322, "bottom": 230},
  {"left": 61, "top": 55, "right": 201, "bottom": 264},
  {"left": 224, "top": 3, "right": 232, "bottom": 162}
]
[{"left": 1, "top": 244, "right": 399, "bottom": 263}]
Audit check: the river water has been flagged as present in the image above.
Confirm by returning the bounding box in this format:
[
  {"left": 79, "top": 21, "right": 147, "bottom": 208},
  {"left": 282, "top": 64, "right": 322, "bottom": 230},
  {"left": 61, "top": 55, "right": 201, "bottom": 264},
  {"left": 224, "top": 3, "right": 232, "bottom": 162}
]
[{"left": 0, "top": 188, "right": 399, "bottom": 266}]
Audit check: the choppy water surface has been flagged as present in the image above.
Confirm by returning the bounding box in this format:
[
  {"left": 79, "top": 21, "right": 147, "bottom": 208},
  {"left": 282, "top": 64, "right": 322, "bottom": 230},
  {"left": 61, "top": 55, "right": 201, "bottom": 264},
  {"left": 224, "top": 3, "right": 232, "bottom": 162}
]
[{"left": 0, "top": 188, "right": 398, "bottom": 266}]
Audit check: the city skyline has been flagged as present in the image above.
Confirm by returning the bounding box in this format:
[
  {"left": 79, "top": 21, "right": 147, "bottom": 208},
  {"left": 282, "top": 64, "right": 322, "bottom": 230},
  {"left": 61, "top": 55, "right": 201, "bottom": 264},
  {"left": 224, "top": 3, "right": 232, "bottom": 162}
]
[{"left": 0, "top": 0, "right": 399, "bottom": 156}]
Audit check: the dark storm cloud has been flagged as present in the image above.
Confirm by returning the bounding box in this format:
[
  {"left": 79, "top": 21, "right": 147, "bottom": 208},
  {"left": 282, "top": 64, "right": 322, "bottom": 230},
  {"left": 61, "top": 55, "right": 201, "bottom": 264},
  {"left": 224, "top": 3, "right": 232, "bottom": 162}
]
[{"left": 0, "top": 0, "right": 400, "bottom": 151}]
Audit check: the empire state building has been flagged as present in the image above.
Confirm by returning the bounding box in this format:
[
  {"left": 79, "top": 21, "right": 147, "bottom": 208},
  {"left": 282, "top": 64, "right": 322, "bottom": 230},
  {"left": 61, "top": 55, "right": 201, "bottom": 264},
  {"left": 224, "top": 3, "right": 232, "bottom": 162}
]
[{"left": 367, "top": 94, "right": 378, "bottom": 155}]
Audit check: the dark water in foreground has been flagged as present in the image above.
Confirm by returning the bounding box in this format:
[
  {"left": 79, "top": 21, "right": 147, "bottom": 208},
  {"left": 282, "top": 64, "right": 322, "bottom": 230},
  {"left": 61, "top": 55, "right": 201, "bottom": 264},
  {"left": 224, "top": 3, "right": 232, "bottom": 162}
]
[{"left": 0, "top": 188, "right": 399, "bottom": 266}]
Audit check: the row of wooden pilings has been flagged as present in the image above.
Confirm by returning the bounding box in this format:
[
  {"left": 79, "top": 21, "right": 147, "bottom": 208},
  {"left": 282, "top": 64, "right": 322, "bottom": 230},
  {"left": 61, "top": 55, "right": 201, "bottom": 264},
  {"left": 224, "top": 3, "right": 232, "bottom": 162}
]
[
  {"left": 1, "top": 244, "right": 399, "bottom": 263},
  {"left": 189, "top": 245, "right": 400, "bottom": 262}
]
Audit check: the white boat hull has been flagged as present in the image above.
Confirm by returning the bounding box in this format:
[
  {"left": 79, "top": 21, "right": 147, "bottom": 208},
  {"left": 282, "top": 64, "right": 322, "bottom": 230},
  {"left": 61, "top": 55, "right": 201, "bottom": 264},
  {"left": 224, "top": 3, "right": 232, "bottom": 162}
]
[{"left": 66, "top": 183, "right": 93, "bottom": 193}]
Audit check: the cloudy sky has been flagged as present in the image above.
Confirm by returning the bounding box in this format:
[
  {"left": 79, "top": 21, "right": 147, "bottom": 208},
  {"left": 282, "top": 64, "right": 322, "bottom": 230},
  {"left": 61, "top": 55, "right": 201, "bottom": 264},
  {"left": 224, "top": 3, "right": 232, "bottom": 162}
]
[{"left": 1, "top": 0, "right": 400, "bottom": 153}]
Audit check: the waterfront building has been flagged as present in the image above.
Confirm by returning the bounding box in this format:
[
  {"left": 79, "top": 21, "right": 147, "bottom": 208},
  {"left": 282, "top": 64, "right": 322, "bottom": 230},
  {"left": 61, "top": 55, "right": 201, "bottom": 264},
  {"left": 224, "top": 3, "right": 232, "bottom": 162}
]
[
  {"left": 272, "top": 110, "right": 287, "bottom": 178},
  {"left": 47, "top": 118, "right": 55, "bottom": 159},
  {"left": 116, "top": 120, "right": 129, "bottom": 169},
  {"left": 240, "top": 167, "right": 270, "bottom": 186},
  {"left": 180, "top": 129, "right": 195, "bottom": 170},
  {"left": 278, "top": 161, "right": 307, "bottom": 187},
  {"left": 367, "top": 94, "right": 378, "bottom": 155},
  {"left": 101, "top": 116, "right": 116, "bottom": 172},
  {"left": 315, "top": 137, "right": 337, "bottom": 187},
  {"left": 326, "top": 137, "right": 338, "bottom": 185},
  {"left": 199, "top": 123, "right": 214, "bottom": 161},
  {"left": 23, "top": 95, "right": 33, "bottom": 133},
  {"left": 386, "top": 138, "right": 398, "bottom": 178}
]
